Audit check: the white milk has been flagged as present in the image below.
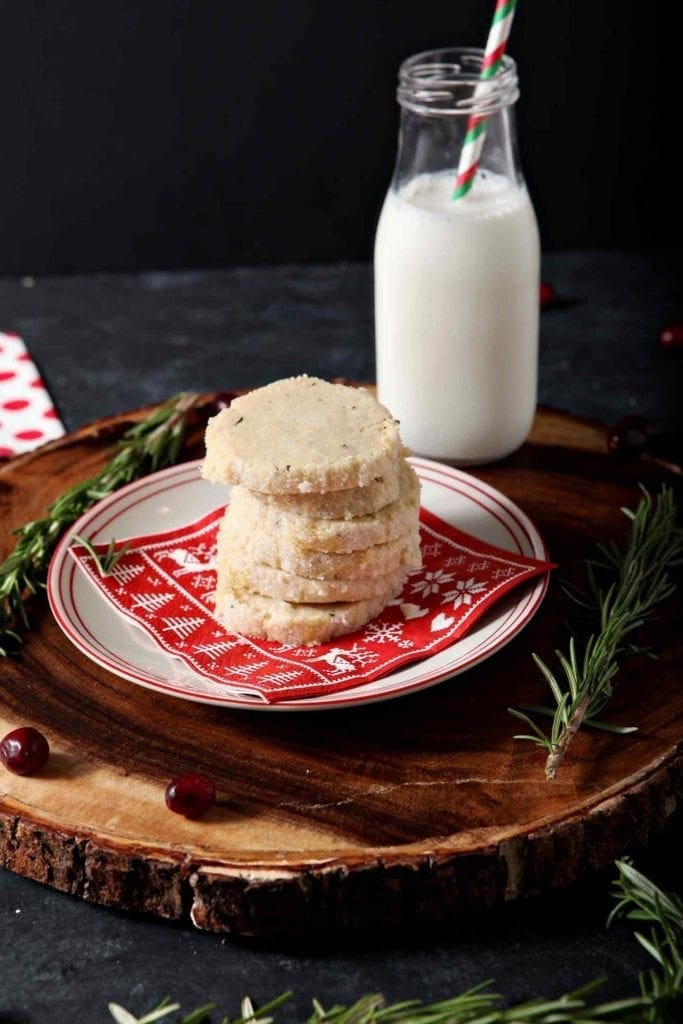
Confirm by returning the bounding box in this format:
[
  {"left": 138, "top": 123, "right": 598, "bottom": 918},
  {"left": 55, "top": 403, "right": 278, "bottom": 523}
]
[{"left": 374, "top": 169, "right": 540, "bottom": 463}]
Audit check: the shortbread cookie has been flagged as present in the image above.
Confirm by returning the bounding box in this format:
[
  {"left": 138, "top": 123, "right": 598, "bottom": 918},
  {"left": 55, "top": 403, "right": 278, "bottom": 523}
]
[
  {"left": 219, "top": 512, "right": 420, "bottom": 580},
  {"left": 247, "top": 467, "right": 401, "bottom": 520},
  {"left": 202, "top": 376, "right": 401, "bottom": 494},
  {"left": 220, "top": 549, "right": 417, "bottom": 603},
  {"left": 231, "top": 459, "right": 420, "bottom": 553},
  {"left": 214, "top": 581, "right": 401, "bottom": 646}
]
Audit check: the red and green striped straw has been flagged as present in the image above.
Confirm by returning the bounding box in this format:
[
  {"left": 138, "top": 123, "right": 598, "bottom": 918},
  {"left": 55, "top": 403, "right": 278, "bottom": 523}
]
[{"left": 452, "top": 0, "right": 518, "bottom": 200}]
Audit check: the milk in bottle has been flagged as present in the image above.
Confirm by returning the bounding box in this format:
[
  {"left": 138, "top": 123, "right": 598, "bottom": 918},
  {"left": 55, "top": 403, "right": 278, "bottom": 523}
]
[{"left": 375, "top": 48, "right": 540, "bottom": 464}]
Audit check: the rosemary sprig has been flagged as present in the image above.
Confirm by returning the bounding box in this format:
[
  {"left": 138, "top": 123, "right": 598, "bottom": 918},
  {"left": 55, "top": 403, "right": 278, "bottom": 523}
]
[
  {"left": 109, "top": 996, "right": 218, "bottom": 1024},
  {"left": 510, "top": 485, "right": 683, "bottom": 780},
  {"left": 106, "top": 860, "right": 682, "bottom": 1023},
  {"left": 109, "top": 993, "right": 291, "bottom": 1024},
  {"left": 72, "top": 535, "right": 132, "bottom": 576},
  {"left": 0, "top": 392, "right": 199, "bottom": 655},
  {"left": 608, "top": 860, "right": 683, "bottom": 1015}
]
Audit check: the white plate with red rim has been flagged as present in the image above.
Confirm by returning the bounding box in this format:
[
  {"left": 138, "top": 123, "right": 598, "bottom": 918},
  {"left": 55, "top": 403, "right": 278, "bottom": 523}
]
[{"left": 47, "top": 457, "right": 551, "bottom": 711}]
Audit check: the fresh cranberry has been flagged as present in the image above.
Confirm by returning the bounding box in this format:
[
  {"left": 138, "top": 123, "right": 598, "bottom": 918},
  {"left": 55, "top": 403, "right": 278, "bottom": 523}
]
[
  {"left": 540, "top": 282, "right": 557, "bottom": 308},
  {"left": 658, "top": 323, "right": 683, "bottom": 350},
  {"left": 0, "top": 727, "right": 50, "bottom": 776},
  {"left": 165, "top": 772, "right": 216, "bottom": 818},
  {"left": 208, "top": 391, "right": 236, "bottom": 415},
  {"left": 606, "top": 415, "right": 654, "bottom": 460}
]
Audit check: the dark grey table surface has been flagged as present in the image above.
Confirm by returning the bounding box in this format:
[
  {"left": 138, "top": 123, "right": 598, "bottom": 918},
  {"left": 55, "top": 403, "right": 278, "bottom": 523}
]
[{"left": 0, "top": 252, "right": 681, "bottom": 1022}]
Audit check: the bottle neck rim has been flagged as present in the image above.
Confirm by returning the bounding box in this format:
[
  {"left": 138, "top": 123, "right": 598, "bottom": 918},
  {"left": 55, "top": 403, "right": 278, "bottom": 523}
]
[{"left": 397, "top": 47, "right": 519, "bottom": 117}]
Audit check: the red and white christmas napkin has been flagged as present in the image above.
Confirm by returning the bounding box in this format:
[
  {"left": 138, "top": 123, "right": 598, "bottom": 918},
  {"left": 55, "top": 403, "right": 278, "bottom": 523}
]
[
  {"left": 0, "top": 331, "right": 65, "bottom": 457},
  {"left": 70, "top": 504, "right": 555, "bottom": 703}
]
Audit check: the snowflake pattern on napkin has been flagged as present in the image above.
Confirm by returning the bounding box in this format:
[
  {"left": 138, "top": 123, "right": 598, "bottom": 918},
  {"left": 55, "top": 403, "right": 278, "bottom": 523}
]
[{"left": 70, "top": 505, "right": 555, "bottom": 703}]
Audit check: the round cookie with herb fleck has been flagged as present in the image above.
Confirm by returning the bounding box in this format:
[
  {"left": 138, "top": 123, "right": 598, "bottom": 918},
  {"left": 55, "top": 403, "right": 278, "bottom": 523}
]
[
  {"left": 202, "top": 376, "right": 402, "bottom": 494},
  {"left": 219, "top": 511, "right": 420, "bottom": 580},
  {"left": 229, "top": 459, "right": 420, "bottom": 553},
  {"left": 218, "top": 523, "right": 419, "bottom": 602},
  {"left": 246, "top": 467, "right": 402, "bottom": 520},
  {"left": 213, "top": 582, "right": 402, "bottom": 646}
]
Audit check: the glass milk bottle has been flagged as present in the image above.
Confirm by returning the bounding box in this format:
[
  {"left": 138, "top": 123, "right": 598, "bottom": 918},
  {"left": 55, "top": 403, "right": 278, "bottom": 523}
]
[{"left": 375, "top": 48, "right": 540, "bottom": 464}]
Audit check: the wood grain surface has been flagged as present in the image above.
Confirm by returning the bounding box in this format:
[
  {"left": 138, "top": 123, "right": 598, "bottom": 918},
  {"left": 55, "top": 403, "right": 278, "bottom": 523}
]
[{"left": 0, "top": 395, "right": 681, "bottom": 941}]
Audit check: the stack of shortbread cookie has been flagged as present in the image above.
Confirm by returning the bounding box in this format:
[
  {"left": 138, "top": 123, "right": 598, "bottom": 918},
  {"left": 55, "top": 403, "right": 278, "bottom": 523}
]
[{"left": 202, "top": 376, "right": 421, "bottom": 645}]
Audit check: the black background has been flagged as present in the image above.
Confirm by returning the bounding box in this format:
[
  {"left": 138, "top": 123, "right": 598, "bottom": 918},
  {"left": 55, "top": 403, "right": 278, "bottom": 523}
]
[{"left": 0, "top": 0, "right": 677, "bottom": 275}]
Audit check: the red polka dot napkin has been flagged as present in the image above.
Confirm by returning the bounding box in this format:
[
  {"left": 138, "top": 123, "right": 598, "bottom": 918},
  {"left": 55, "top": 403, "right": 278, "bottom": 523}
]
[
  {"left": 70, "top": 504, "right": 555, "bottom": 703},
  {"left": 0, "top": 331, "right": 65, "bottom": 457}
]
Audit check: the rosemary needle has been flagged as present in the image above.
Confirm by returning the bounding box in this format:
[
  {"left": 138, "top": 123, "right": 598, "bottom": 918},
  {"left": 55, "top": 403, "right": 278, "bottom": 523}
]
[{"left": 0, "top": 392, "right": 199, "bottom": 655}]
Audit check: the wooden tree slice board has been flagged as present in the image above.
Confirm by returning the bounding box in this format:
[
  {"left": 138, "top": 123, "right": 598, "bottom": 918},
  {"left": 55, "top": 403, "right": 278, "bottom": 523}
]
[{"left": 1, "top": 395, "right": 681, "bottom": 941}]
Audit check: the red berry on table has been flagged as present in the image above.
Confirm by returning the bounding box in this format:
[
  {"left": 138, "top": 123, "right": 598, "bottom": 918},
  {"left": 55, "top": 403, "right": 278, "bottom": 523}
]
[
  {"left": 539, "top": 282, "right": 557, "bottom": 308},
  {"left": 209, "top": 391, "right": 236, "bottom": 415},
  {"left": 0, "top": 727, "right": 50, "bottom": 776},
  {"left": 165, "top": 772, "right": 216, "bottom": 818},
  {"left": 658, "top": 323, "right": 683, "bottom": 350},
  {"left": 606, "top": 415, "right": 653, "bottom": 460}
]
